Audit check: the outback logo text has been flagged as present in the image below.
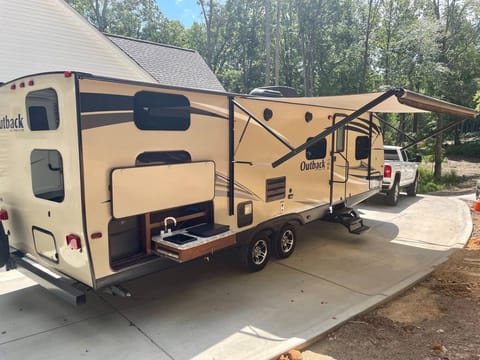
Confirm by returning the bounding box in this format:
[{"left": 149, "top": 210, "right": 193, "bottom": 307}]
[{"left": 1, "top": 114, "right": 24, "bottom": 131}]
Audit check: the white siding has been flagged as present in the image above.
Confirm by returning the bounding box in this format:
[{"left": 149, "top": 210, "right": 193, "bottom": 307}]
[{"left": 0, "top": 0, "right": 156, "bottom": 83}]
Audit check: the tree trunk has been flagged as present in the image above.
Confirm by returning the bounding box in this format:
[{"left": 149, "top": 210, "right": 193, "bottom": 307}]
[
  {"left": 199, "top": 0, "right": 214, "bottom": 67},
  {"left": 274, "top": 0, "right": 281, "bottom": 86},
  {"left": 265, "top": 0, "right": 271, "bottom": 85},
  {"left": 92, "top": 0, "right": 109, "bottom": 31},
  {"left": 434, "top": 116, "right": 443, "bottom": 179}
]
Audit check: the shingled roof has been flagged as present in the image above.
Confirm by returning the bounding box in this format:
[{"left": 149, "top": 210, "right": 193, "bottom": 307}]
[{"left": 107, "top": 34, "right": 225, "bottom": 92}]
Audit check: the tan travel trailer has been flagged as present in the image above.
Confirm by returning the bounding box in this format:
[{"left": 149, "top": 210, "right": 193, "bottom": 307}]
[{"left": 0, "top": 72, "right": 477, "bottom": 304}]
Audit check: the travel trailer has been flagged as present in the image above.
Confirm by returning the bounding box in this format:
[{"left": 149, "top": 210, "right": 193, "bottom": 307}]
[{"left": 0, "top": 72, "right": 477, "bottom": 304}]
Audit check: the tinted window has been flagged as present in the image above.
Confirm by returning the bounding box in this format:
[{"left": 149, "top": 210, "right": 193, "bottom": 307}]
[
  {"left": 355, "top": 136, "right": 370, "bottom": 160},
  {"left": 384, "top": 149, "right": 400, "bottom": 161},
  {"left": 31, "top": 149, "right": 64, "bottom": 202},
  {"left": 306, "top": 138, "right": 327, "bottom": 160},
  {"left": 26, "top": 88, "right": 59, "bottom": 131},
  {"left": 336, "top": 126, "right": 345, "bottom": 152},
  {"left": 134, "top": 91, "right": 190, "bottom": 131},
  {"left": 136, "top": 151, "right": 191, "bottom": 166}
]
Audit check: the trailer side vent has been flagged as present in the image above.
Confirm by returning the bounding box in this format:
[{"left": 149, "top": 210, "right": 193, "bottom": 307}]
[{"left": 266, "top": 177, "right": 286, "bottom": 202}]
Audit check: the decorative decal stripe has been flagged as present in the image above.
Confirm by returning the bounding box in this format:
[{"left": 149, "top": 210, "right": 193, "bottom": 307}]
[
  {"left": 344, "top": 125, "right": 370, "bottom": 136},
  {"left": 80, "top": 93, "right": 133, "bottom": 112},
  {"left": 190, "top": 108, "right": 228, "bottom": 120},
  {"left": 79, "top": 92, "right": 228, "bottom": 129},
  {"left": 349, "top": 161, "right": 369, "bottom": 170},
  {"left": 350, "top": 120, "right": 377, "bottom": 134},
  {"left": 354, "top": 117, "right": 381, "bottom": 135},
  {"left": 349, "top": 174, "right": 369, "bottom": 179},
  {"left": 81, "top": 112, "right": 132, "bottom": 130},
  {"left": 216, "top": 172, "right": 262, "bottom": 201}
]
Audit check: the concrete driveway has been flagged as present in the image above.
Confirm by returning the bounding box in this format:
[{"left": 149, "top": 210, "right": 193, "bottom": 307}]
[{"left": 0, "top": 195, "right": 472, "bottom": 360}]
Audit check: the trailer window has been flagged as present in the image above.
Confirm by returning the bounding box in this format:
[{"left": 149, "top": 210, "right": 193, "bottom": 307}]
[
  {"left": 306, "top": 138, "right": 327, "bottom": 160},
  {"left": 31, "top": 149, "right": 64, "bottom": 203},
  {"left": 336, "top": 126, "right": 345, "bottom": 153},
  {"left": 26, "top": 89, "right": 59, "bottom": 131},
  {"left": 136, "top": 151, "right": 191, "bottom": 166},
  {"left": 134, "top": 91, "right": 190, "bottom": 131},
  {"left": 355, "top": 136, "right": 370, "bottom": 160}
]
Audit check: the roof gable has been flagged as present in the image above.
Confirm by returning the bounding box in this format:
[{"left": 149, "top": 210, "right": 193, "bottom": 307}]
[{"left": 107, "top": 34, "right": 225, "bottom": 92}]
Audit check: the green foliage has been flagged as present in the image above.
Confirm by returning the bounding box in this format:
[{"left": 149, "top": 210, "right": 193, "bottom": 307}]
[
  {"left": 445, "top": 142, "right": 480, "bottom": 158},
  {"left": 417, "top": 167, "right": 462, "bottom": 193},
  {"left": 66, "top": 0, "right": 480, "bottom": 122}
]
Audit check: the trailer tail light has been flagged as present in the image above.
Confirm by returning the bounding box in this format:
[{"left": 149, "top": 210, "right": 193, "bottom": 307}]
[
  {"left": 0, "top": 209, "right": 8, "bottom": 220},
  {"left": 19, "top": 82, "right": 25, "bottom": 88},
  {"left": 66, "top": 234, "right": 82, "bottom": 250},
  {"left": 10, "top": 84, "right": 16, "bottom": 90},
  {"left": 64, "top": 71, "right": 72, "bottom": 78},
  {"left": 384, "top": 165, "right": 392, "bottom": 178},
  {"left": 28, "top": 80, "right": 34, "bottom": 86}
]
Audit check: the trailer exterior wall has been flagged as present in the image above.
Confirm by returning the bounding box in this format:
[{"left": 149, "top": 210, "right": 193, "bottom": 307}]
[
  {"left": 0, "top": 73, "right": 93, "bottom": 286},
  {"left": 77, "top": 77, "right": 383, "bottom": 283}
]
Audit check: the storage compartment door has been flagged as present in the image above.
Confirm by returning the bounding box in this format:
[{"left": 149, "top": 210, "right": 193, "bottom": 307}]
[{"left": 111, "top": 162, "right": 215, "bottom": 218}]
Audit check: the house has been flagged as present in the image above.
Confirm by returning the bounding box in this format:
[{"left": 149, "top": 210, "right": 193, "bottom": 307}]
[{"left": 0, "top": 0, "right": 223, "bottom": 91}]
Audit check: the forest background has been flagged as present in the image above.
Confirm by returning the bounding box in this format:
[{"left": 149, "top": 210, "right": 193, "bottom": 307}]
[{"left": 67, "top": 0, "right": 480, "bottom": 178}]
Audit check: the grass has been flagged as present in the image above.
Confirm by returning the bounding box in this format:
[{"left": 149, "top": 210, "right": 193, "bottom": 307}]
[{"left": 417, "top": 167, "right": 463, "bottom": 193}]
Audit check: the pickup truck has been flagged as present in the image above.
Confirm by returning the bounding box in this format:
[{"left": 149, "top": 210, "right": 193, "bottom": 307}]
[{"left": 382, "top": 145, "right": 421, "bottom": 206}]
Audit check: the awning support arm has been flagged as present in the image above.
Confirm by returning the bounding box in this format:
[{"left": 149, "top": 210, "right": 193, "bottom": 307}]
[
  {"left": 232, "top": 100, "right": 295, "bottom": 151},
  {"left": 401, "top": 117, "right": 466, "bottom": 151},
  {"left": 375, "top": 115, "right": 416, "bottom": 143},
  {"left": 272, "top": 88, "right": 403, "bottom": 168}
]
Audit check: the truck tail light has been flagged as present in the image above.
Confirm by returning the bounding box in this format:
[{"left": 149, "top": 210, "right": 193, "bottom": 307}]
[
  {"left": 66, "top": 234, "right": 82, "bottom": 250},
  {"left": 384, "top": 165, "right": 392, "bottom": 178},
  {"left": 0, "top": 209, "right": 8, "bottom": 220}
]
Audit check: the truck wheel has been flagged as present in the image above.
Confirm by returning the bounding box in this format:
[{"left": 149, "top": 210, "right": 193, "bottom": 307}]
[
  {"left": 0, "top": 224, "right": 9, "bottom": 268},
  {"left": 273, "top": 224, "right": 296, "bottom": 259},
  {"left": 407, "top": 174, "right": 418, "bottom": 197},
  {"left": 386, "top": 179, "right": 400, "bottom": 206},
  {"left": 241, "top": 231, "right": 270, "bottom": 272}
]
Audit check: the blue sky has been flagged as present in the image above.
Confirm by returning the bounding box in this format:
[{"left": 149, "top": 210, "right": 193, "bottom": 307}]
[{"left": 156, "top": 0, "right": 202, "bottom": 28}]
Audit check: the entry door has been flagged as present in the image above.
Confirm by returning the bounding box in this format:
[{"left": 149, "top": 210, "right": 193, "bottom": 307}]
[{"left": 329, "top": 114, "right": 348, "bottom": 205}]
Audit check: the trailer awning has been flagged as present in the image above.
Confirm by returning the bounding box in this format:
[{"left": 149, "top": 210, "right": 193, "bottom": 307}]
[
  {"left": 266, "top": 88, "right": 477, "bottom": 168},
  {"left": 257, "top": 88, "right": 478, "bottom": 119}
]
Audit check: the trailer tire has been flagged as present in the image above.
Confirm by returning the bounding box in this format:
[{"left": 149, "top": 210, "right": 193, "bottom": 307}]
[
  {"left": 406, "top": 173, "right": 418, "bottom": 197},
  {"left": 241, "top": 231, "right": 270, "bottom": 272},
  {"left": 273, "top": 224, "right": 296, "bottom": 259},
  {"left": 386, "top": 178, "right": 400, "bottom": 206},
  {"left": 0, "top": 224, "right": 9, "bottom": 268}
]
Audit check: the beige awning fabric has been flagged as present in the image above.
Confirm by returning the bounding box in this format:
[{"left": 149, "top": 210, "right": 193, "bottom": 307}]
[
  {"left": 250, "top": 89, "right": 478, "bottom": 118},
  {"left": 397, "top": 90, "right": 477, "bottom": 118}
]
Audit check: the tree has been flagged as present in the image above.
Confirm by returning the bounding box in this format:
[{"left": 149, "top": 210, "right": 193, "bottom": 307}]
[
  {"left": 426, "top": 0, "right": 480, "bottom": 177},
  {"left": 66, "top": 0, "right": 165, "bottom": 39},
  {"left": 264, "top": 0, "right": 272, "bottom": 85}
]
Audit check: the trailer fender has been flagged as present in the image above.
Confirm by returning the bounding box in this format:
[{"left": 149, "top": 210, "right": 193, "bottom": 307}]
[{"left": 0, "top": 223, "right": 10, "bottom": 267}]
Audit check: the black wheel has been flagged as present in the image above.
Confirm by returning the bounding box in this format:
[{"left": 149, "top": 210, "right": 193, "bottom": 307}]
[
  {"left": 241, "top": 231, "right": 270, "bottom": 272},
  {"left": 407, "top": 174, "right": 418, "bottom": 197},
  {"left": 386, "top": 178, "right": 400, "bottom": 206},
  {"left": 273, "top": 224, "right": 296, "bottom": 259},
  {"left": 0, "top": 224, "right": 9, "bottom": 268}
]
